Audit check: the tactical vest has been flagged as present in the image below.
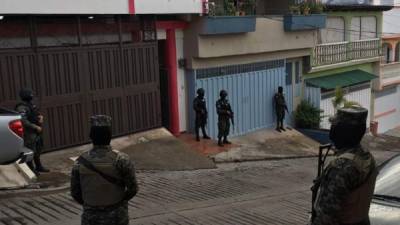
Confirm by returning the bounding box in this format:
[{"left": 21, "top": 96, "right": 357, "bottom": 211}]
[
  {"left": 330, "top": 152, "right": 378, "bottom": 224},
  {"left": 15, "top": 102, "right": 40, "bottom": 125},
  {"left": 79, "top": 149, "right": 126, "bottom": 207}
]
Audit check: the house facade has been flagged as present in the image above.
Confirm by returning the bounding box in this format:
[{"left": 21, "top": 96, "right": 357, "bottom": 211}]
[
  {"left": 374, "top": 2, "right": 400, "bottom": 133},
  {"left": 0, "top": 0, "right": 204, "bottom": 150},
  {"left": 183, "top": 1, "right": 327, "bottom": 138},
  {"left": 303, "top": 3, "right": 392, "bottom": 130}
]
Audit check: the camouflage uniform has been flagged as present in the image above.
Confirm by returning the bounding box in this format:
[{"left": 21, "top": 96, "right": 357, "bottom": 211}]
[
  {"left": 15, "top": 88, "right": 48, "bottom": 172},
  {"left": 274, "top": 87, "right": 288, "bottom": 131},
  {"left": 312, "top": 107, "right": 377, "bottom": 225},
  {"left": 193, "top": 88, "right": 210, "bottom": 141},
  {"left": 15, "top": 102, "right": 41, "bottom": 153},
  {"left": 313, "top": 147, "right": 376, "bottom": 225},
  {"left": 71, "top": 115, "right": 138, "bottom": 225},
  {"left": 216, "top": 99, "right": 233, "bottom": 138}
]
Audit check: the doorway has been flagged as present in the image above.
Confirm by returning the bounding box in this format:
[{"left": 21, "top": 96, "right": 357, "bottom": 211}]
[{"left": 158, "top": 40, "right": 170, "bottom": 129}]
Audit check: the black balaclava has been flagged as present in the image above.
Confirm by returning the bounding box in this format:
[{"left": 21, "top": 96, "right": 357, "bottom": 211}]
[
  {"left": 197, "top": 88, "right": 205, "bottom": 99},
  {"left": 329, "top": 107, "right": 368, "bottom": 150},
  {"left": 19, "top": 88, "right": 34, "bottom": 102},
  {"left": 220, "top": 90, "right": 228, "bottom": 100},
  {"left": 278, "top": 86, "right": 283, "bottom": 94},
  {"left": 89, "top": 115, "right": 112, "bottom": 146}
]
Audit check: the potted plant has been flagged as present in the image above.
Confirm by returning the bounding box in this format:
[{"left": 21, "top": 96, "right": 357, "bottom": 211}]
[
  {"left": 289, "top": 5, "right": 301, "bottom": 15},
  {"left": 300, "top": 2, "right": 311, "bottom": 16}
]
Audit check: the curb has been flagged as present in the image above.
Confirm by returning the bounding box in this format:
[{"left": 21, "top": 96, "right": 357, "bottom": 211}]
[{"left": 212, "top": 154, "right": 320, "bottom": 164}]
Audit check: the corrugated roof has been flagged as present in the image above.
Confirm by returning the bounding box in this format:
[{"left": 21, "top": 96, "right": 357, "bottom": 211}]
[{"left": 306, "top": 70, "right": 377, "bottom": 90}]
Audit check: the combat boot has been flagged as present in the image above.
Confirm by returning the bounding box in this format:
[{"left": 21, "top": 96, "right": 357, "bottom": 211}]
[
  {"left": 218, "top": 138, "right": 224, "bottom": 147},
  {"left": 223, "top": 138, "right": 231, "bottom": 145},
  {"left": 35, "top": 157, "right": 50, "bottom": 173}
]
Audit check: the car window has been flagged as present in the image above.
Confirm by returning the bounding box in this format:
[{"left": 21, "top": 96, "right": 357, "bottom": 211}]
[{"left": 374, "top": 155, "right": 400, "bottom": 198}]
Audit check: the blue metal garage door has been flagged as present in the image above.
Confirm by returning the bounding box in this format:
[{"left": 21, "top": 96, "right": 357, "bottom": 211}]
[{"left": 192, "top": 60, "right": 289, "bottom": 139}]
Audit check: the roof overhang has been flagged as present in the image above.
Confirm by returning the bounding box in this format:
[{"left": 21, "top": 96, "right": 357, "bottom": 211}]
[{"left": 306, "top": 70, "right": 377, "bottom": 90}]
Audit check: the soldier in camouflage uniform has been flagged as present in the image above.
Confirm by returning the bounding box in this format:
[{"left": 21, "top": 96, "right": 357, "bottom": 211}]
[
  {"left": 312, "top": 107, "right": 378, "bottom": 225},
  {"left": 193, "top": 88, "right": 211, "bottom": 142},
  {"left": 70, "top": 115, "right": 138, "bottom": 225},
  {"left": 216, "top": 90, "right": 233, "bottom": 147},
  {"left": 274, "top": 86, "right": 288, "bottom": 132},
  {"left": 15, "top": 88, "right": 49, "bottom": 174}
]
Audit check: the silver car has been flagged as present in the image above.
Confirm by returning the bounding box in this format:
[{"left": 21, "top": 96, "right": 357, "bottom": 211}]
[
  {"left": 370, "top": 154, "right": 400, "bottom": 224},
  {"left": 0, "top": 107, "right": 33, "bottom": 165}
]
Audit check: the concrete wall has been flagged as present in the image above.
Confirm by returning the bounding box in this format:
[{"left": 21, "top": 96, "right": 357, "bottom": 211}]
[
  {"left": 135, "top": 0, "right": 204, "bottom": 14},
  {"left": 374, "top": 85, "right": 400, "bottom": 133},
  {"left": 383, "top": 8, "right": 400, "bottom": 34},
  {"left": 184, "top": 17, "right": 317, "bottom": 69},
  {"left": 0, "top": 0, "right": 130, "bottom": 14},
  {"left": 0, "top": 0, "right": 203, "bottom": 14}
]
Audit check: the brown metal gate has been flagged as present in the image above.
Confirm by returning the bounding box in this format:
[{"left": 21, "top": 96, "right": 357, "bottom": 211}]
[{"left": 0, "top": 42, "right": 161, "bottom": 151}]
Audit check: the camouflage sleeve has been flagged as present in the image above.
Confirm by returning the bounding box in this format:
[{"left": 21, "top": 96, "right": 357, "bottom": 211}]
[
  {"left": 115, "top": 152, "right": 138, "bottom": 201},
  {"left": 15, "top": 105, "right": 38, "bottom": 130},
  {"left": 193, "top": 98, "right": 200, "bottom": 112},
  {"left": 70, "top": 162, "right": 84, "bottom": 205},
  {"left": 313, "top": 159, "right": 361, "bottom": 225}
]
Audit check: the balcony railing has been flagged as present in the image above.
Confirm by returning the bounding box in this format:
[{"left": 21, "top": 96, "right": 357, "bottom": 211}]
[{"left": 312, "top": 38, "right": 381, "bottom": 67}]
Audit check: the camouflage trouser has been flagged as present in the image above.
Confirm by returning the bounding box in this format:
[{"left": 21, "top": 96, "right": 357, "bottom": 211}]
[
  {"left": 195, "top": 115, "right": 207, "bottom": 138},
  {"left": 82, "top": 203, "right": 129, "bottom": 225},
  {"left": 218, "top": 119, "right": 230, "bottom": 138},
  {"left": 276, "top": 109, "right": 285, "bottom": 128}
]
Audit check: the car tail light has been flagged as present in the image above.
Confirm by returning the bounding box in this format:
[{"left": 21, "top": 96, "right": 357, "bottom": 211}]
[{"left": 9, "top": 120, "right": 24, "bottom": 138}]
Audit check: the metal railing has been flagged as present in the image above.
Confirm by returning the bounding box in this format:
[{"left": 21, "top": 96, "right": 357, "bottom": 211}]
[{"left": 312, "top": 38, "right": 381, "bottom": 67}]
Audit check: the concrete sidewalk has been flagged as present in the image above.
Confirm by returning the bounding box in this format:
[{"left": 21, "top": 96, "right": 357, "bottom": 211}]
[{"left": 180, "top": 128, "right": 321, "bottom": 163}]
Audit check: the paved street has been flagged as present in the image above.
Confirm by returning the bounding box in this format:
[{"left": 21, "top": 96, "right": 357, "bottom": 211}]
[{"left": 0, "top": 149, "right": 397, "bottom": 225}]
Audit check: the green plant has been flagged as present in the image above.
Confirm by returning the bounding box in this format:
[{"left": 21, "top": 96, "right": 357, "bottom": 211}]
[
  {"left": 309, "top": 2, "right": 325, "bottom": 14},
  {"left": 331, "top": 86, "right": 346, "bottom": 111},
  {"left": 224, "top": 0, "right": 236, "bottom": 16},
  {"left": 289, "top": 5, "right": 301, "bottom": 15},
  {"left": 331, "top": 86, "right": 361, "bottom": 111},
  {"left": 294, "top": 100, "right": 324, "bottom": 129},
  {"left": 299, "top": 3, "right": 311, "bottom": 15}
]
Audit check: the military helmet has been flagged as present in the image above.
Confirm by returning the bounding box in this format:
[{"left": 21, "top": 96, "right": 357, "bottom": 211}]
[
  {"left": 19, "top": 88, "right": 34, "bottom": 102},
  {"left": 331, "top": 107, "right": 368, "bottom": 126},
  {"left": 90, "top": 115, "right": 112, "bottom": 128},
  {"left": 220, "top": 90, "right": 228, "bottom": 98},
  {"left": 278, "top": 86, "right": 283, "bottom": 93},
  {"left": 329, "top": 106, "right": 368, "bottom": 149},
  {"left": 197, "top": 88, "right": 205, "bottom": 96}
]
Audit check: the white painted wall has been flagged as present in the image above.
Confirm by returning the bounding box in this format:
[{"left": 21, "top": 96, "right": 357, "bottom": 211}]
[
  {"left": 320, "top": 86, "right": 372, "bottom": 129},
  {"left": 176, "top": 30, "right": 188, "bottom": 132},
  {"left": 157, "top": 29, "right": 188, "bottom": 132},
  {"left": 0, "top": 0, "right": 129, "bottom": 14},
  {"left": 135, "top": 0, "right": 204, "bottom": 14},
  {"left": 0, "top": 0, "right": 203, "bottom": 14},
  {"left": 374, "top": 86, "right": 400, "bottom": 133}
]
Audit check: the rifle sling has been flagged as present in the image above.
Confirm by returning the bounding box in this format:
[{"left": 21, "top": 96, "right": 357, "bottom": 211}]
[{"left": 77, "top": 156, "right": 125, "bottom": 187}]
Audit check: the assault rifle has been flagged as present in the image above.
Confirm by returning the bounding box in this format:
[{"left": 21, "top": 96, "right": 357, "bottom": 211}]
[
  {"left": 231, "top": 112, "right": 235, "bottom": 132},
  {"left": 311, "top": 143, "right": 332, "bottom": 223}
]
